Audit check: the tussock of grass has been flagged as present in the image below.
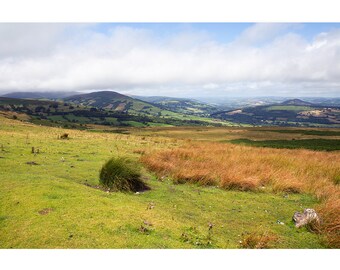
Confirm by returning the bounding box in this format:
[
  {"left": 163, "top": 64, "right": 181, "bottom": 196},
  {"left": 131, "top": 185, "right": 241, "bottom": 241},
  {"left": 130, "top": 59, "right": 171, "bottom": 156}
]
[
  {"left": 141, "top": 142, "right": 340, "bottom": 247},
  {"left": 99, "top": 157, "right": 148, "bottom": 192}
]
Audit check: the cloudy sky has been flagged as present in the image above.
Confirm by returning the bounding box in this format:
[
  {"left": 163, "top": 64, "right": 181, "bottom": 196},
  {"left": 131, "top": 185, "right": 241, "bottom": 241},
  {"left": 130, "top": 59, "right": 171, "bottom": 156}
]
[{"left": 1, "top": 23, "right": 340, "bottom": 97}]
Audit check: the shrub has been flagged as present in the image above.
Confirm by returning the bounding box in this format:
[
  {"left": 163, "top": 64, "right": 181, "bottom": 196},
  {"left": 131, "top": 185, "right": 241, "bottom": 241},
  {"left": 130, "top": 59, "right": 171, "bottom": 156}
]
[{"left": 99, "top": 157, "right": 148, "bottom": 192}]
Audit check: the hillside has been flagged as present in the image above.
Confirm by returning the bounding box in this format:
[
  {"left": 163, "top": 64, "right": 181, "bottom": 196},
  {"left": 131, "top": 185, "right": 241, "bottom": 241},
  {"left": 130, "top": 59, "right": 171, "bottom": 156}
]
[
  {"left": 0, "top": 96, "right": 233, "bottom": 128},
  {"left": 281, "top": 99, "right": 313, "bottom": 106},
  {"left": 132, "top": 95, "right": 218, "bottom": 116},
  {"left": 1, "top": 115, "right": 338, "bottom": 248},
  {"left": 211, "top": 99, "right": 340, "bottom": 127},
  {"left": 64, "top": 91, "right": 170, "bottom": 117}
]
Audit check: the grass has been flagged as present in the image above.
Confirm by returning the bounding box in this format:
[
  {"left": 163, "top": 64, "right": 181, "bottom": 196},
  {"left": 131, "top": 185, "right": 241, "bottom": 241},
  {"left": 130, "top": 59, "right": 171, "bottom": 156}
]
[
  {"left": 239, "top": 231, "right": 279, "bottom": 249},
  {"left": 126, "top": 126, "right": 340, "bottom": 144},
  {"left": 265, "top": 106, "right": 313, "bottom": 111},
  {"left": 0, "top": 116, "right": 337, "bottom": 248},
  {"left": 141, "top": 142, "right": 340, "bottom": 194},
  {"left": 229, "top": 138, "right": 340, "bottom": 151},
  {"left": 141, "top": 142, "right": 340, "bottom": 247},
  {"left": 260, "top": 129, "right": 340, "bottom": 137},
  {"left": 99, "top": 157, "right": 148, "bottom": 192}
]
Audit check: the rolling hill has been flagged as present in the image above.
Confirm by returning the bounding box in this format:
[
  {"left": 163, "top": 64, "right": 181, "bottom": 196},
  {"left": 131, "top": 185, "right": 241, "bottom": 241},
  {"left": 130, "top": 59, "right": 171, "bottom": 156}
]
[
  {"left": 211, "top": 99, "right": 340, "bottom": 127},
  {"left": 0, "top": 95, "right": 232, "bottom": 129},
  {"left": 281, "top": 99, "right": 313, "bottom": 106},
  {"left": 64, "top": 91, "right": 174, "bottom": 117},
  {"left": 132, "top": 95, "right": 218, "bottom": 116}
]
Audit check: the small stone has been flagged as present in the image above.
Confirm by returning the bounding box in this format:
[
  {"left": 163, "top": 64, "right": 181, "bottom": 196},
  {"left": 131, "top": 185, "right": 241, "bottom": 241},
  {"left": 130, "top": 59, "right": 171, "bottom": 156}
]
[
  {"left": 292, "top": 208, "right": 320, "bottom": 228},
  {"left": 276, "top": 220, "right": 285, "bottom": 225}
]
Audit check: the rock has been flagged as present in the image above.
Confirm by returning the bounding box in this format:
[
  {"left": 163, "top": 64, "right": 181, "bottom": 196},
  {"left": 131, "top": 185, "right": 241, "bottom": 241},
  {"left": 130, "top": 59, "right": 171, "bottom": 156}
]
[{"left": 292, "top": 208, "right": 320, "bottom": 228}]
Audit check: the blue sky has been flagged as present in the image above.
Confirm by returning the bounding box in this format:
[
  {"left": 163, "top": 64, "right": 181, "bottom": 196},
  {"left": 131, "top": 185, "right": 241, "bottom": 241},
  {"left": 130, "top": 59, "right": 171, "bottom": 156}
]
[
  {"left": 1, "top": 23, "right": 340, "bottom": 97},
  {"left": 93, "top": 23, "right": 340, "bottom": 43}
]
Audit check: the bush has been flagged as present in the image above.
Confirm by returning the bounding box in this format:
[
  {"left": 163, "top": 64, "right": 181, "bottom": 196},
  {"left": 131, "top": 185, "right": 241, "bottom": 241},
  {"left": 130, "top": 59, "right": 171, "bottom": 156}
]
[{"left": 99, "top": 157, "right": 148, "bottom": 192}]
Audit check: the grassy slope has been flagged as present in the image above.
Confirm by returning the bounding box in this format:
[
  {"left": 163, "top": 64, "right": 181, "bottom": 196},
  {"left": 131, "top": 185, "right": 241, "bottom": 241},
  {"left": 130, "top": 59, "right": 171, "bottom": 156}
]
[
  {"left": 260, "top": 129, "right": 340, "bottom": 136},
  {"left": 229, "top": 138, "right": 340, "bottom": 151},
  {"left": 265, "top": 105, "right": 313, "bottom": 111},
  {"left": 125, "top": 126, "right": 340, "bottom": 143},
  {"left": 0, "top": 117, "right": 326, "bottom": 248},
  {"left": 0, "top": 97, "right": 236, "bottom": 128}
]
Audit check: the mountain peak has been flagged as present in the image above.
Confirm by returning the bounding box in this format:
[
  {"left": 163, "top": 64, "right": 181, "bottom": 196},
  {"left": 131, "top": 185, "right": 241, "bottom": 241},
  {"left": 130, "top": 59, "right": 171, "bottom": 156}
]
[{"left": 281, "top": 99, "right": 312, "bottom": 106}]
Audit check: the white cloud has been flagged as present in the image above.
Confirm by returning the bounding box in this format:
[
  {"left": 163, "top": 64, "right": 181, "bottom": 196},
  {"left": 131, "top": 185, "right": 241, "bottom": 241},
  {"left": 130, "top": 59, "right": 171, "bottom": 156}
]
[
  {"left": 234, "top": 23, "right": 296, "bottom": 45},
  {"left": 0, "top": 23, "right": 340, "bottom": 97}
]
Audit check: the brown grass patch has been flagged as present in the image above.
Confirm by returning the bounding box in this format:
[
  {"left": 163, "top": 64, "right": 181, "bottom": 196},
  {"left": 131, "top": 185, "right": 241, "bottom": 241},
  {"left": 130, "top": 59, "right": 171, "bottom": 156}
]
[
  {"left": 317, "top": 197, "right": 340, "bottom": 248},
  {"left": 141, "top": 142, "right": 339, "bottom": 193},
  {"left": 141, "top": 142, "right": 340, "bottom": 247},
  {"left": 240, "top": 231, "right": 279, "bottom": 249}
]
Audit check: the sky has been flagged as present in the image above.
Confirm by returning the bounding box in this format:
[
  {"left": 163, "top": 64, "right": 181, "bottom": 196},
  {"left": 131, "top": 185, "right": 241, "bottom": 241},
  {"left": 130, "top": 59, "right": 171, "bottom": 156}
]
[{"left": 1, "top": 23, "right": 340, "bottom": 97}]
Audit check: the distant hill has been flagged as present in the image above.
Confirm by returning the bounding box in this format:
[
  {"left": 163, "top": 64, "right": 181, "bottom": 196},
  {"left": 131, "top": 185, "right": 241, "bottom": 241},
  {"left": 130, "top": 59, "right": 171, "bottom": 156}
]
[
  {"left": 212, "top": 99, "right": 340, "bottom": 127},
  {"left": 0, "top": 96, "right": 230, "bottom": 128},
  {"left": 1, "top": 91, "right": 79, "bottom": 99},
  {"left": 132, "top": 95, "right": 218, "bottom": 116},
  {"left": 281, "top": 99, "right": 313, "bottom": 106},
  {"left": 64, "top": 91, "right": 174, "bottom": 117},
  {"left": 132, "top": 95, "right": 193, "bottom": 103}
]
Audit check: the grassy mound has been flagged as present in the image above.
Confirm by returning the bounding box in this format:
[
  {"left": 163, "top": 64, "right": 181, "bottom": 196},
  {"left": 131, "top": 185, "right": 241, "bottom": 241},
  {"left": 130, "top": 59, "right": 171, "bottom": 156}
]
[{"left": 99, "top": 157, "right": 148, "bottom": 192}]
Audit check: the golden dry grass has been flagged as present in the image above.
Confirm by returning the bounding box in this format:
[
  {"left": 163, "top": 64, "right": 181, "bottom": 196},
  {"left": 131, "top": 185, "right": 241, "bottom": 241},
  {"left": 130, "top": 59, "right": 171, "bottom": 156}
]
[
  {"left": 240, "top": 231, "right": 279, "bottom": 249},
  {"left": 141, "top": 142, "right": 340, "bottom": 247}
]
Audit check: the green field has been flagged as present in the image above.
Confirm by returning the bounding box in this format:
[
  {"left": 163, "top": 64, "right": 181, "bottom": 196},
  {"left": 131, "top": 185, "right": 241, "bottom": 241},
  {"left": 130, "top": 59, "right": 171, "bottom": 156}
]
[
  {"left": 265, "top": 106, "right": 313, "bottom": 111},
  {"left": 260, "top": 129, "right": 340, "bottom": 136},
  {"left": 229, "top": 138, "right": 340, "bottom": 151},
  {"left": 0, "top": 117, "right": 329, "bottom": 248}
]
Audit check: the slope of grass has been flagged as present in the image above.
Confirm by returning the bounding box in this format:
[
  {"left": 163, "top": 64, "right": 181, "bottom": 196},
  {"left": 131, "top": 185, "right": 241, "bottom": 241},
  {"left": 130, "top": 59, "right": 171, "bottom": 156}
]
[
  {"left": 141, "top": 142, "right": 340, "bottom": 247},
  {"left": 0, "top": 116, "right": 329, "bottom": 248},
  {"left": 260, "top": 129, "right": 340, "bottom": 136},
  {"left": 229, "top": 138, "right": 340, "bottom": 151},
  {"left": 265, "top": 106, "right": 313, "bottom": 111}
]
